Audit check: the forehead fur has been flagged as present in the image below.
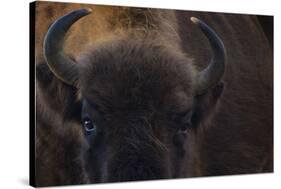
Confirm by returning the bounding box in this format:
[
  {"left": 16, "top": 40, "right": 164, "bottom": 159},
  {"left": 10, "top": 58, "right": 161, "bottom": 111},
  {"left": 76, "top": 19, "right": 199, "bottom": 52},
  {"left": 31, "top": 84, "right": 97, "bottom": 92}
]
[{"left": 77, "top": 37, "right": 196, "bottom": 113}]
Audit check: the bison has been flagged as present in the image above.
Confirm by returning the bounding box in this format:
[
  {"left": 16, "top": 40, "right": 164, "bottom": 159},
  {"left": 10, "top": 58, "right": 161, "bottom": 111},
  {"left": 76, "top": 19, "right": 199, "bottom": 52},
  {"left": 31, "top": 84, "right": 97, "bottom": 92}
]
[{"left": 31, "top": 2, "right": 273, "bottom": 187}]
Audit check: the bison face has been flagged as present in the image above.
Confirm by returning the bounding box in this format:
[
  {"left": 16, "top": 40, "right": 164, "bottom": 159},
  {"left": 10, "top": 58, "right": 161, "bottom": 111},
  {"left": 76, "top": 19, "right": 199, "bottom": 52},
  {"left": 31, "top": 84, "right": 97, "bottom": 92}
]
[
  {"left": 78, "top": 38, "right": 197, "bottom": 182},
  {"left": 43, "top": 9, "right": 226, "bottom": 182}
]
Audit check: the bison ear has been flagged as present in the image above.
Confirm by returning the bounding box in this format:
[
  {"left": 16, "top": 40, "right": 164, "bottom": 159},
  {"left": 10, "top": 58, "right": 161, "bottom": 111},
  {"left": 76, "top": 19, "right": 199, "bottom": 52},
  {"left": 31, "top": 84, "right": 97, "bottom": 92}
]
[
  {"left": 36, "top": 62, "right": 82, "bottom": 122},
  {"left": 191, "top": 82, "right": 224, "bottom": 127}
]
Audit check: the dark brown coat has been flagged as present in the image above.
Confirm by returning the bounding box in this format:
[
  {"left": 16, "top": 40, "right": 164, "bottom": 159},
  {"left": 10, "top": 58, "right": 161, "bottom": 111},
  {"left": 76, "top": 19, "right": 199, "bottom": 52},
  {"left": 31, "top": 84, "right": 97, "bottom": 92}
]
[{"left": 33, "top": 1, "right": 273, "bottom": 186}]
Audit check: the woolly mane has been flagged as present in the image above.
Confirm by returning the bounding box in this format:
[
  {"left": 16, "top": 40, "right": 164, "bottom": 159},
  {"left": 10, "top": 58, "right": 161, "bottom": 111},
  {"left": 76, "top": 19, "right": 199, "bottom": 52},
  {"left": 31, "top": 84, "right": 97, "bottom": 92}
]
[{"left": 35, "top": 2, "right": 181, "bottom": 61}]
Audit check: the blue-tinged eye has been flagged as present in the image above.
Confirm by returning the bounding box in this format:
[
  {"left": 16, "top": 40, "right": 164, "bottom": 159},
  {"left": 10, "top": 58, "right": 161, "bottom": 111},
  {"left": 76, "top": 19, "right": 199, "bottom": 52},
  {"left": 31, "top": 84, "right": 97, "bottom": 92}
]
[
  {"left": 83, "top": 118, "right": 96, "bottom": 133},
  {"left": 179, "top": 122, "right": 191, "bottom": 134}
]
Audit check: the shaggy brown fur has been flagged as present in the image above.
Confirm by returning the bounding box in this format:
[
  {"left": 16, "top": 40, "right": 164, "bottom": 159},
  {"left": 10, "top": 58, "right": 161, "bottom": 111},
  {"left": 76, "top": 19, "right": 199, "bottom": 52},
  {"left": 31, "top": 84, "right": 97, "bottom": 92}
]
[
  {"left": 33, "top": 1, "right": 273, "bottom": 187},
  {"left": 34, "top": 2, "right": 180, "bottom": 61}
]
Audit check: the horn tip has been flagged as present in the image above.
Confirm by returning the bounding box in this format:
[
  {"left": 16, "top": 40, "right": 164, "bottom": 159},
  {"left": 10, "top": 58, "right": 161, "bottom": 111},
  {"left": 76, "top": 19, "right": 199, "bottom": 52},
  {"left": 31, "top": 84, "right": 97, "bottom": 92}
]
[
  {"left": 190, "top": 17, "right": 200, "bottom": 24},
  {"left": 84, "top": 8, "right": 92, "bottom": 13}
]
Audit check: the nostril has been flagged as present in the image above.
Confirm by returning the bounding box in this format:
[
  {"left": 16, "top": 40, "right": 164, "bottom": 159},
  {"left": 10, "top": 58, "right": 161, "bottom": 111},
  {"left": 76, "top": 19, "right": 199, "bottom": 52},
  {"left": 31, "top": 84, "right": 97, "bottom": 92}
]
[{"left": 107, "top": 157, "right": 167, "bottom": 182}]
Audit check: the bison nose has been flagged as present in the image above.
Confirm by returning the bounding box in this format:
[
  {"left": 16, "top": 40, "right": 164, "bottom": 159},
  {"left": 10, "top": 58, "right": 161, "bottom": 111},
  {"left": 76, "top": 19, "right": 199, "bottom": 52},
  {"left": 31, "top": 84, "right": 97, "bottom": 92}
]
[{"left": 106, "top": 155, "right": 168, "bottom": 182}]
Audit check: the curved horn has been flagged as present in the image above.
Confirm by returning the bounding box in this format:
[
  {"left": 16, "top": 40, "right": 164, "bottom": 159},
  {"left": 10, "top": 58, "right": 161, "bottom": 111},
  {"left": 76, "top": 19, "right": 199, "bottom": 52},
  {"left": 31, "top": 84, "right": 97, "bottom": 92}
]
[
  {"left": 43, "top": 8, "right": 92, "bottom": 86},
  {"left": 190, "top": 17, "right": 226, "bottom": 95}
]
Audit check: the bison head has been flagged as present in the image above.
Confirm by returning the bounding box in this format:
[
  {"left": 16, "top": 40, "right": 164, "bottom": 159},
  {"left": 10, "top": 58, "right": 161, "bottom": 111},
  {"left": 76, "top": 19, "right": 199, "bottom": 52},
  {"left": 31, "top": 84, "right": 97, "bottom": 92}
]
[{"left": 43, "top": 8, "right": 226, "bottom": 182}]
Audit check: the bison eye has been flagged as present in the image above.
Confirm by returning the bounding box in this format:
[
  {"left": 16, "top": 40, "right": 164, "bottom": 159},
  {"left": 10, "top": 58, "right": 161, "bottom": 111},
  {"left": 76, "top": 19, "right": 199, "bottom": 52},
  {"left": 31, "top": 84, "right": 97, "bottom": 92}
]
[
  {"left": 83, "top": 118, "right": 96, "bottom": 133},
  {"left": 173, "top": 110, "right": 193, "bottom": 131},
  {"left": 180, "top": 126, "right": 187, "bottom": 131},
  {"left": 179, "top": 121, "right": 191, "bottom": 133}
]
